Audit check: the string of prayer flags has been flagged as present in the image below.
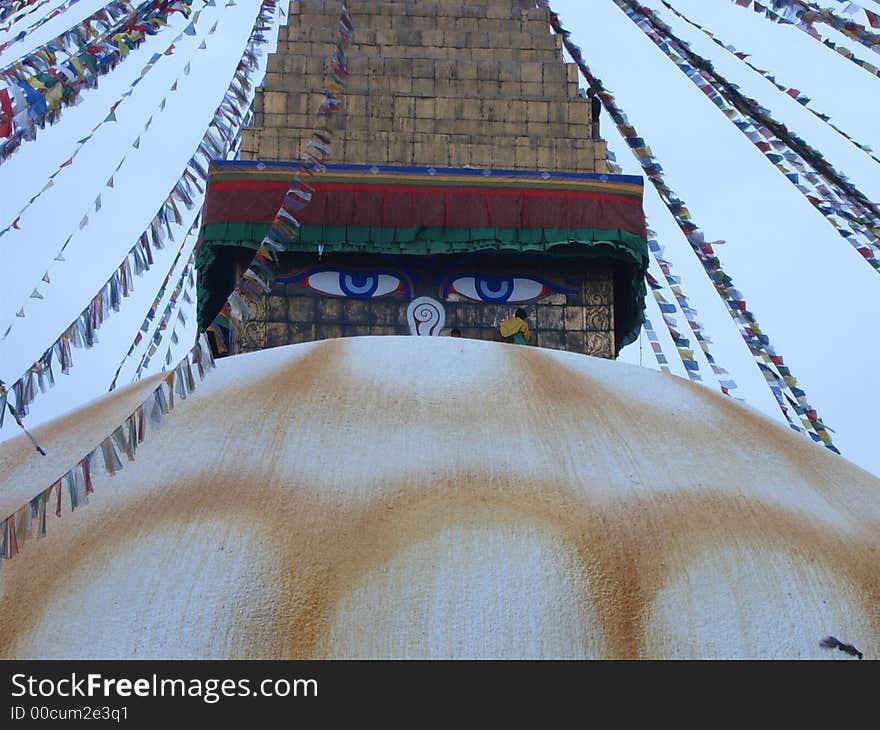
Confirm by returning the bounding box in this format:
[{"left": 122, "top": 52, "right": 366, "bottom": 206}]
[
  {"left": 0, "top": 0, "right": 256, "bottom": 350},
  {"left": 646, "top": 228, "right": 739, "bottom": 392},
  {"left": 544, "top": 0, "right": 839, "bottom": 453},
  {"left": 642, "top": 317, "right": 671, "bottom": 372},
  {"left": 208, "top": 0, "right": 351, "bottom": 354},
  {"left": 0, "top": 379, "right": 46, "bottom": 454},
  {"left": 730, "top": 0, "right": 880, "bottom": 80},
  {"left": 109, "top": 0, "right": 283, "bottom": 385},
  {"left": 0, "top": 334, "right": 214, "bottom": 562},
  {"left": 0, "top": 0, "right": 87, "bottom": 56},
  {"left": 4, "top": 180, "right": 197, "bottom": 419},
  {"left": 0, "top": 0, "right": 211, "bottom": 241},
  {"left": 661, "top": 1, "right": 880, "bottom": 167},
  {"left": 0, "top": 0, "right": 195, "bottom": 162},
  {"left": 563, "top": 11, "right": 740, "bottom": 397},
  {"left": 615, "top": 0, "right": 880, "bottom": 273},
  {"left": 758, "top": 0, "right": 880, "bottom": 53},
  {"left": 109, "top": 253, "right": 195, "bottom": 391}
]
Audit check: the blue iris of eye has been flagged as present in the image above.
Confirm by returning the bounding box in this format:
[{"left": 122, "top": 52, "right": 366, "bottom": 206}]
[
  {"left": 475, "top": 276, "right": 514, "bottom": 303},
  {"left": 340, "top": 273, "right": 379, "bottom": 297}
]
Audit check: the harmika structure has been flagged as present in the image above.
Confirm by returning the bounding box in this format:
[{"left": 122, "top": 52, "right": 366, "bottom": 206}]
[{"left": 196, "top": 0, "right": 649, "bottom": 357}]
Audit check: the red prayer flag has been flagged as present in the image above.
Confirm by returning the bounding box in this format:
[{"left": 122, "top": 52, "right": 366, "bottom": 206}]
[{"left": 0, "top": 87, "right": 12, "bottom": 138}]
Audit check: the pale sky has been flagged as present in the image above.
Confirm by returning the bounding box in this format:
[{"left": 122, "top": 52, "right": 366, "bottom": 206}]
[{"left": 1, "top": 0, "right": 879, "bottom": 476}]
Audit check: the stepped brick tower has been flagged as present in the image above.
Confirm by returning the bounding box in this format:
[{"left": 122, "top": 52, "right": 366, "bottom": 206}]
[
  {"left": 244, "top": 0, "right": 608, "bottom": 172},
  {"left": 197, "top": 0, "right": 648, "bottom": 357}
]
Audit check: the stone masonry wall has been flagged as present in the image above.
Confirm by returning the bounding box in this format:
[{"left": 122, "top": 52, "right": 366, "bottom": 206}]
[
  {"left": 236, "top": 256, "right": 616, "bottom": 358},
  {"left": 240, "top": 0, "right": 607, "bottom": 172}
]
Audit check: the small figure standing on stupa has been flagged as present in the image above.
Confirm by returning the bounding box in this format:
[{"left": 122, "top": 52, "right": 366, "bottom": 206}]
[{"left": 499, "top": 308, "right": 532, "bottom": 345}]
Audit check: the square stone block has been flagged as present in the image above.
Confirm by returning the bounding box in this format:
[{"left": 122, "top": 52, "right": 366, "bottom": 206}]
[
  {"left": 564, "top": 306, "right": 586, "bottom": 330},
  {"left": 265, "top": 322, "right": 289, "bottom": 348},
  {"left": 289, "top": 322, "right": 316, "bottom": 344},
  {"left": 315, "top": 324, "right": 345, "bottom": 340},
  {"left": 342, "top": 298, "right": 372, "bottom": 323},
  {"left": 318, "top": 298, "right": 344, "bottom": 322},
  {"left": 538, "top": 330, "right": 564, "bottom": 350},
  {"left": 288, "top": 296, "right": 317, "bottom": 323},
  {"left": 565, "top": 331, "right": 587, "bottom": 354},
  {"left": 536, "top": 306, "right": 564, "bottom": 330}
]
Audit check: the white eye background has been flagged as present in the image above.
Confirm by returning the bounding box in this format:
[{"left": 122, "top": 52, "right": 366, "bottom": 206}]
[
  {"left": 304, "top": 271, "right": 403, "bottom": 298},
  {"left": 449, "top": 276, "right": 546, "bottom": 303}
]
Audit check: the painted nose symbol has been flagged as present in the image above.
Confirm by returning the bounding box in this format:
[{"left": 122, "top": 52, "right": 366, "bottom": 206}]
[{"left": 406, "top": 297, "right": 446, "bottom": 336}]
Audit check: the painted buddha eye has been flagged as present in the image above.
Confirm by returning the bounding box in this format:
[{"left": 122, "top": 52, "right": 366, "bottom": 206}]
[
  {"left": 447, "top": 275, "right": 550, "bottom": 303},
  {"left": 302, "top": 271, "right": 407, "bottom": 299}
]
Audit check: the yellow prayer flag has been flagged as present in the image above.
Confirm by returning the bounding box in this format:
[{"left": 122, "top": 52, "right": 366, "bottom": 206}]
[{"left": 46, "top": 84, "right": 63, "bottom": 110}]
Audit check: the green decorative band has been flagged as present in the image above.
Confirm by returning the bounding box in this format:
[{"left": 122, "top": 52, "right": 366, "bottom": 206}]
[{"left": 200, "top": 221, "right": 647, "bottom": 257}]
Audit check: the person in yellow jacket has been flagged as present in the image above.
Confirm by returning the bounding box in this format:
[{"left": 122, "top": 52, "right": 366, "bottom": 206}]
[{"left": 499, "top": 308, "right": 531, "bottom": 345}]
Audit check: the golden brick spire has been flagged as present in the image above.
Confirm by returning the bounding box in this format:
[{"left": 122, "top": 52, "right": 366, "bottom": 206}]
[{"left": 241, "top": 0, "right": 608, "bottom": 172}]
